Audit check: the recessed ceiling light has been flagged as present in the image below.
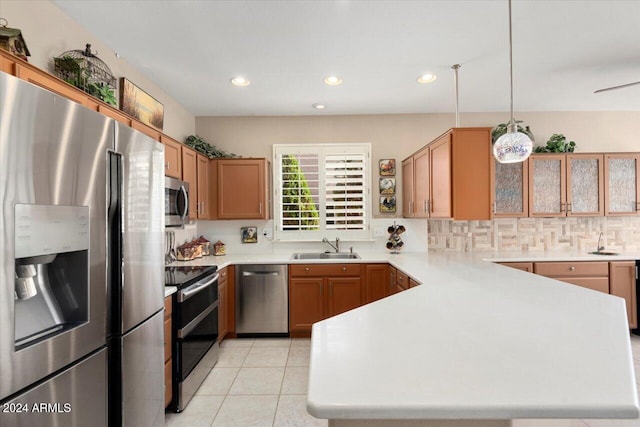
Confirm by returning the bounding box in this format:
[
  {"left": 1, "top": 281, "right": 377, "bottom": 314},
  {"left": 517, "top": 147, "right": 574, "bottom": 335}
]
[
  {"left": 231, "top": 76, "right": 250, "bottom": 87},
  {"left": 312, "top": 103, "right": 326, "bottom": 110},
  {"left": 417, "top": 73, "right": 437, "bottom": 84},
  {"left": 323, "top": 75, "right": 343, "bottom": 86}
]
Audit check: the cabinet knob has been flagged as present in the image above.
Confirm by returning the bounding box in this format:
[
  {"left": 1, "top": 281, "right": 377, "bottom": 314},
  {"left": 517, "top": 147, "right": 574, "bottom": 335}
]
[
  {"left": 342, "top": 267, "right": 347, "bottom": 272},
  {"left": 165, "top": 162, "right": 170, "bottom": 170},
  {"left": 305, "top": 267, "right": 310, "bottom": 272},
  {"left": 569, "top": 266, "right": 575, "bottom": 271}
]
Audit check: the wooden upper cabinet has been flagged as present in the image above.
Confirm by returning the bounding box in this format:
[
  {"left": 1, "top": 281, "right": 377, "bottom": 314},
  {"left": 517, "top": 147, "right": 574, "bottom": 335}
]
[
  {"left": 15, "top": 63, "right": 88, "bottom": 106},
  {"left": 566, "top": 154, "right": 604, "bottom": 216},
  {"left": 529, "top": 154, "right": 604, "bottom": 217},
  {"left": 159, "top": 135, "right": 182, "bottom": 179},
  {"left": 97, "top": 104, "right": 132, "bottom": 126},
  {"left": 609, "top": 261, "right": 638, "bottom": 329},
  {"left": 131, "top": 120, "right": 161, "bottom": 141},
  {"left": 402, "top": 127, "right": 491, "bottom": 220},
  {"left": 529, "top": 154, "right": 567, "bottom": 217},
  {"left": 0, "top": 50, "right": 16, "bottom": 74},
  {"left": 196, "top": 154, "right": 210, "bottom": 219},
  {"left": 429, "top": 133, "right": 452, "bottom": 218},
  {"left": 491, "top": 159, "right": 529, "bottom": 218},
  {"left": 401, "top": 157, "right": 415, "bottom": 217},
  {"left": 217, "top": 158, "right": 269, "bottom": 219},
  {"left": 604, "top": 153, "right": 640, "bottom": 216},
  {"left": 181, "top": 146, "right": 198, "bottom": 220}
]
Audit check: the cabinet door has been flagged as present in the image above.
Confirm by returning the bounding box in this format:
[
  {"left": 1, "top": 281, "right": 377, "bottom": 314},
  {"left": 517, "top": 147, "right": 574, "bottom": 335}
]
[
  {"left": 566, "top": 154, "right": 604, "bottom": 216},
  {"left": 289, "top": 278, "right": 324, "bottom": 332},
  {"left": 401, "top": 157, "right": 415, "bottom": 218},
  {"left": 218, "top": 277, "right": 228, "bottom": 341},
  {"left": 429, "top": 134, "right": 452, "bottom": 218},
  {"left": 15, "top": 64, "right": 88, "bottom": 106},
  {"left": 218, "top": 159, "right": 267, "bottom": 219},
  {"left": 159, "top": 135, "right": 183, "bottom": 179},
  {"left": 181, "top": 146, "right": 198, "bottom": 220},
  {"left": 604, "top": 153, "right": 640, "bottom": 216},
  {"left": 492, "top": 160, "right": 529, "bottom": 217},
  {"left": 326, "top": 277, "right": 362, "bottom": 318},
  {"left": 196, "top": 154, "right": 209, "bottom": 219},
  {"left": 388, "top": 266, "right": 397, "bottom": 295},
  {"left": 610, "top": 261, "right": 637, "bottom": 329},
  {"left": 364, "top": 264, "right": 388, "bottom": 303},
  {"left": 529, "top": 154, "right": 566, "bottom": 217},
  {"left": 0, "top": 50, "right": 16, "bottom": 74},
  {"left": 98, "top": 104, "right": 131, "bottom": 126},
  {"left": 414, "top": 148, "right": 431, "bottom": 218}
]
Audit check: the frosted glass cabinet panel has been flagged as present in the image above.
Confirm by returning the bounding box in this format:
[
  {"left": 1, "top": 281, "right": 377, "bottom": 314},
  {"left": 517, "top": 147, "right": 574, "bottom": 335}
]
[
  {"left": 605, "top": 153, "right": 640, "bottom": 216},
  {"left": 492, "top": 159, "right": 528, "bottom": 217},
  {"left": 566, "top": 154, "right": 604, "bottom": 216},
  {"left": 529, "top": 154, "right": 566, "bottom": 217}
]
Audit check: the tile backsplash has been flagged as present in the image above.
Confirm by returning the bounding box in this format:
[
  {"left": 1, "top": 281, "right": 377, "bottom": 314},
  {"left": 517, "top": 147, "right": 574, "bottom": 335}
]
[{"left": 428, "top": 216, "right": 640, "bottom": 252}]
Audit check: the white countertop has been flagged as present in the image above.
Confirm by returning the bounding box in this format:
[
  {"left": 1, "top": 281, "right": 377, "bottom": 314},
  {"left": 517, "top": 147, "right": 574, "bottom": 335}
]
[
  {"left": 164, "top": 286, "right": 177, "bottom": 298},
  {"left": 168, "top": 249, "right": 640, "bottom": 421}
]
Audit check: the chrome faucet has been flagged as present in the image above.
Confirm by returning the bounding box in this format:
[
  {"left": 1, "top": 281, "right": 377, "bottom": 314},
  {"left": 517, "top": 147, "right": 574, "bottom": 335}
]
[
  {"left": 596, "top": 232, "right": 605, "bottom": 253},
  {"left": 322, "top": 237, "right": 340, "bottom": 253}
]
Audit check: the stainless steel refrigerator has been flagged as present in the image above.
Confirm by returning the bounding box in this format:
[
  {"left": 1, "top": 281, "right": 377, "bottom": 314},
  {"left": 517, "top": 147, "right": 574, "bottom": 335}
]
[{"left": 0, "top": 72, "right": 165, "bottom": 427}]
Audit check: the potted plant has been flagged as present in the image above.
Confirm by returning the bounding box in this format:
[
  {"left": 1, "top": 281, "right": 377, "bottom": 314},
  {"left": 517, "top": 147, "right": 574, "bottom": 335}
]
[{"left": 533, "top": 134, "right": 576, "bottom": 153}]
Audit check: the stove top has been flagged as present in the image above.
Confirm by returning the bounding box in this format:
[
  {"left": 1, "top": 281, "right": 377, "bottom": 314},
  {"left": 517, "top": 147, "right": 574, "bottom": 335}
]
[{"left": 165, "top": 265, "right": 218, "bottom": 288}]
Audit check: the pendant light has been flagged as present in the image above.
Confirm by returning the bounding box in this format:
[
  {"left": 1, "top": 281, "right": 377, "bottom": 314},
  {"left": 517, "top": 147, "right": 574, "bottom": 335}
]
[{"left": 492, "top": 0, "right": 532, "bottom": 164}]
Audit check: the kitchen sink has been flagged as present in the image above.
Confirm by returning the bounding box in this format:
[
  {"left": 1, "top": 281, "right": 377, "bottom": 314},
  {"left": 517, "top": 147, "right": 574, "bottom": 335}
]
[
  {"left": 587, "top": 251, "right": 620, "bottom": 256},
  {"left": 290, "top": 252, "right": 360, "bottom": 260}
]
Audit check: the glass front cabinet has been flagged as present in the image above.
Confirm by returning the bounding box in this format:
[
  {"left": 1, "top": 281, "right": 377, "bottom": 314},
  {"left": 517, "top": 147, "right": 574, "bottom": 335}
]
[{"left": 604, "top": 153, "right": 640, "bottom": 216}]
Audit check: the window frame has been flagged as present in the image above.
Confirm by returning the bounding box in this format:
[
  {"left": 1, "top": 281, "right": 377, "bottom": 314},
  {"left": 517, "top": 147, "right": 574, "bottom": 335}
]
[{"left": 273, "top": 143, "right": 372, "bottom": 242}]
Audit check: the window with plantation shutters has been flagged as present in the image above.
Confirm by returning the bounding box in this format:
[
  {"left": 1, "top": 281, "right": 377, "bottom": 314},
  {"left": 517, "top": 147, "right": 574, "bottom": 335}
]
[{"left": 273, "top": 144, "right": 371, "bottom": 241}]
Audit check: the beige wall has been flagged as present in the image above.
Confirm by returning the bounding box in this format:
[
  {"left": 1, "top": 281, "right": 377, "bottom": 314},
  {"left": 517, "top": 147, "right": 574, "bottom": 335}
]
[
  {"left": 196, "top": 111, "right": 640, "bottom": 218},
  {"left": 2, "top": 0, "right": 195, "bottom": 141}
]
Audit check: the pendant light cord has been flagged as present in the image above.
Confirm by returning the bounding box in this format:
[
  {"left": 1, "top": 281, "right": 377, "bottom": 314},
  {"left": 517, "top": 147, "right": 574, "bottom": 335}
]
[{"left": 508, "top": 0, "right": 515, "bottom": 129}]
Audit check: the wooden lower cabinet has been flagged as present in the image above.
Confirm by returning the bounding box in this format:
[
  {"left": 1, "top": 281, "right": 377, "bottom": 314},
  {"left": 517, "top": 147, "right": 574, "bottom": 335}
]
[
  {"left": 218, "top": 267, "right": 229, "bottom": 341},
  {"left": 534, "top": 261, "right": 610, "bottom": 293},
  {"left": 163, "top": 296, "right": 173, "bottom": 408},
  {"left": 389, "top": 266, "right": 397, "bottom": 295},
  {"left": 289, "top": 264, "right": 362, "bottom": 335},
  {"left": 610, "top": 261, "right": 638, "bottom": 328},
  {"left": 499, "top": 262, "right": 534, "bottom": 273},
  {"left": 364, "top": 264, "right": 389, "bottom": 303}
]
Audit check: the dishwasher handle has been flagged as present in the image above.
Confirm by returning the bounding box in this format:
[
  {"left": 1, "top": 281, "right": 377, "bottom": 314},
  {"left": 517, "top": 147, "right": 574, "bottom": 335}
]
[{"left": 242, "top": 271, "right": 280, "bottom": 277}]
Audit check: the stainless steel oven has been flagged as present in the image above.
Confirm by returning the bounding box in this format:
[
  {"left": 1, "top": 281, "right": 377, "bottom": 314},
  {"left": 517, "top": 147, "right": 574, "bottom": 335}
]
[
  {"left": 166, "top": 266, "right": 219, "bottom": 412},
  {"left": 165, "top": 176, "right": 189, "bottom": 227}
]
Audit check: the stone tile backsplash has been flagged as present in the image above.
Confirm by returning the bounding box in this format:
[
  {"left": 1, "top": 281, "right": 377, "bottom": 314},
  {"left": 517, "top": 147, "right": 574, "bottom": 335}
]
[{"left": 428, "top": 216, "right": 640, "bottom": 252}]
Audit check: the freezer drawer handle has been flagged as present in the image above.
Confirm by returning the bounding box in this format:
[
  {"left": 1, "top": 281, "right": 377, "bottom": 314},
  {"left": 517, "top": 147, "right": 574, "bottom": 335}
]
[
  {"left": 178, "top": 273, "right": 219, "bottom": 302},
  {"left": 177, "top": 301, "right": 218, "bottom": 338},
  {"left": 242, "top": 271, "right": 280, "bottom": 277}
]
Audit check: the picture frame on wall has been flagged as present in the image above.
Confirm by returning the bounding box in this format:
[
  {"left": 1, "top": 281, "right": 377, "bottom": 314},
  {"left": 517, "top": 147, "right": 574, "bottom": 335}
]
[
  {"left": 379, "top": 159, "right": 396, "bottom": 176},
  {"left": 379, "top": 177, "right": 395, "bottom": 195},
  {"left": 241, "top": 227, "right": 258, "bottom": 243},
  {"left": 119, "top": 77, "right": 164, "bottom": 130},
  {"left": 379, "top": 196, "right": 396, "bottom": 213}
]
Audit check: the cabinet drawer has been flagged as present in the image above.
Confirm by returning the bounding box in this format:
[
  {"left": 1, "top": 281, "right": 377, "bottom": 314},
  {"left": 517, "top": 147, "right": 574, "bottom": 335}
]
[
  {"left": 396, "top": 271, "right": 409, "bottom": 290},
  {"left": 534, "top": 262, "right": 608, "bottom": 277},
  {"left": 164, "top": 296, "right": 172, "bottom": 319},
  {"left": 164, "top": 318, "right": 171, "bottom": 362},
  {"left": 556, "top": 277, "right": 609, "bottom": 294},
  {"left": 290, "top": 264, "right": 360, "bottom": 277}
]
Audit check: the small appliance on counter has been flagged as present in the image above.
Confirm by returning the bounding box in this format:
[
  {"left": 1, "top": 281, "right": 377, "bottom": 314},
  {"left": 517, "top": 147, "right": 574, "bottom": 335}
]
[{"left": 165, "top": 265, "right": 219, "bottom": 412}]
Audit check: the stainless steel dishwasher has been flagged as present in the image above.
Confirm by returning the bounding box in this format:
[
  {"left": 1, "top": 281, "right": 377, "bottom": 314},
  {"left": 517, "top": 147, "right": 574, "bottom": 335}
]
[{"left": 235, "top": 264, "right": 289, "bottom": 335}]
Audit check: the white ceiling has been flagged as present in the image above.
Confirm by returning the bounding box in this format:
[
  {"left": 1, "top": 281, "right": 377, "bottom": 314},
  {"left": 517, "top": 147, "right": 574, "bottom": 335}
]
[{"left": 53, "top": 0, "right": 640, "bottom": 117}]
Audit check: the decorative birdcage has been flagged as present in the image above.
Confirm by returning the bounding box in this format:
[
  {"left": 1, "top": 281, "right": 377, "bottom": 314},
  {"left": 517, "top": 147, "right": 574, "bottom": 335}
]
[{"left": 54, "top": 43, "right": 117, "bottom": 106}]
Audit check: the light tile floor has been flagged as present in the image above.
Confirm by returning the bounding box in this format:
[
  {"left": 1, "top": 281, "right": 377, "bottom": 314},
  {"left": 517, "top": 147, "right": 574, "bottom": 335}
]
[{"left": 165, "top": 335, "right": 640, "bottom": 427}]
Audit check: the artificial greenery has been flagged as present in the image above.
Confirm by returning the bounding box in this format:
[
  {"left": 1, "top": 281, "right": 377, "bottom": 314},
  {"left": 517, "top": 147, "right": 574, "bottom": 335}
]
[
  {"left": 533, "top": 134, "right": 576, "bottom": 153},
  {"left": 491, "top": 120, "right": 534, "bottom": 144},
  {"left": 184, "top": 135, "right": 237, "bottom": 158}
]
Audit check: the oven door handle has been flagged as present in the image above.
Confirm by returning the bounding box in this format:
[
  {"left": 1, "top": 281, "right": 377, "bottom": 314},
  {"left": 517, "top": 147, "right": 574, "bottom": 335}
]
[
  {"left": 177, "top": 301, "right": 218, "bottom": 339},
  {"left": 178, "top": 273, "right": 219, "bottom": 303}
]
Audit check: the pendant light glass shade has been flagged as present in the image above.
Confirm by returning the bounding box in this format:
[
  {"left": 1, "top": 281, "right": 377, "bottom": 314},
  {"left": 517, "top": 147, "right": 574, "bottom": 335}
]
[
  {"left": 493, "top": 0, "right": 532, "bottom": 164},
  {"left": 493, "top": 121, "right": 533, "bottom": 163}
]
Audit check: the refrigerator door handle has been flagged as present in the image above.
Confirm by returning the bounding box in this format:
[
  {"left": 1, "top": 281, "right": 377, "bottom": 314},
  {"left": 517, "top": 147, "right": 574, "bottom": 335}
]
[{"left": 178, "top": 274, "right": 219, "bottom": 303}]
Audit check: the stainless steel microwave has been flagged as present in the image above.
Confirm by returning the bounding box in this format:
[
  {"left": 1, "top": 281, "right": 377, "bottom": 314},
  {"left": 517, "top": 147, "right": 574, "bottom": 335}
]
[{"left": 165, "top": 176, "right": 189, "bottom": 227}]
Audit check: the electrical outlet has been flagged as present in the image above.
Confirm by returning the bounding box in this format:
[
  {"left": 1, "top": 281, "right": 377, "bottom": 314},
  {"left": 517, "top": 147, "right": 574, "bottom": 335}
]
[
  {"left": 262, "top": 227, "right": 273, "bottom": 240},
  {"left": 373, "top": 227, "right": 385, "bottom": 237}
]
